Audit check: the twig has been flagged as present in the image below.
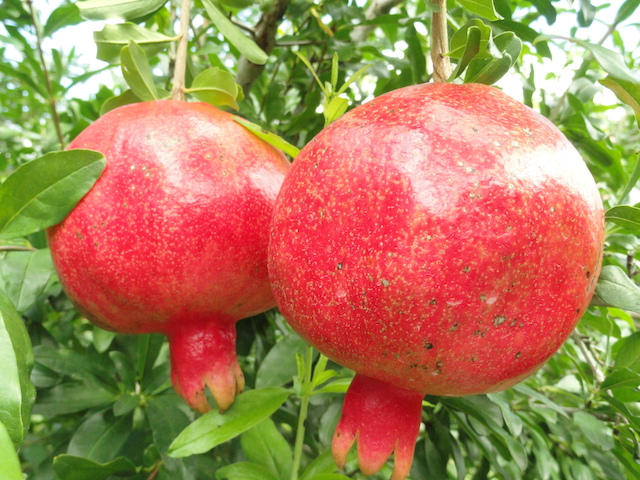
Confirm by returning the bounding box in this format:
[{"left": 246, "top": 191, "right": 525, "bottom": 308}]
[
  {"left": 571, "top": 331, "right": 605, "bottom": 385},
  {"left": 171, "top": 0, "right": 192, "bottom": 101},
  {"left": 25, "top": 0, "right": 65, "bottom": 149},
  {"left": 430, "top": 0, "right": 451, "bottom": 82},
  {"left": 350, "top": 0, "right": 405, "bottom": 43}
]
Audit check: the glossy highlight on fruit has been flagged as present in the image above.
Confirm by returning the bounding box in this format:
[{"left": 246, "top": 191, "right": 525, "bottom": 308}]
[
  {"left": 48, "top": 100, "right": 290, "bottom": 413},
  {"left": 268, "top": 83, "right": 604, "bottom": 479}
]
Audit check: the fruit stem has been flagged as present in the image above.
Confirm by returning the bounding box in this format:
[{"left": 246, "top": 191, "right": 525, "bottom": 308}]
[
  {"left": 430, "top": 0, "right": 451, "bottom": 82},
  {"left": 290, "top": 345, "right": 314, "bottom": 480},
  {"left": 171, "top": 0, "right": 192, "bottom": 101}
]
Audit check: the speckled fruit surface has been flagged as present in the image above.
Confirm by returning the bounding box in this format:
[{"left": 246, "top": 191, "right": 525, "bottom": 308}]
[
  {"left": 268, "top": 82, "right": 605, "bottom": 479},
  {"left": 47, "top": 100, "right": 290, "bottom": 413}
]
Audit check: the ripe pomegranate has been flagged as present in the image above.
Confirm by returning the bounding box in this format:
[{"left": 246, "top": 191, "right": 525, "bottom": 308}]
[
  {"left": 47, "top": 100, "right": 290, "bottom": 413},
  {"left": 268, "top": 83, "right": 604, "bottom": 479}
]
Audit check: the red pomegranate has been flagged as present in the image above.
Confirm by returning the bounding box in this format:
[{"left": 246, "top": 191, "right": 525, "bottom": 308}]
[
  {"left": 268, "top": 83, "right": 604, "bottom": 479},
  {"left": 47, "top": 100, "right": 290, "bottom": 413}
]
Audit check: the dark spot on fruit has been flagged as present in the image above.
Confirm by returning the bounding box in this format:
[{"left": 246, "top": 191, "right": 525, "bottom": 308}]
[
  {"left": 510, "top": 319, "right": 517, "bottom": 327},
  {"left": 430, "top": 298, "right": 437, "bottom": 305},
  {"left": 337, "top": 262, "right": 343, "bottom": 270},
  {"left": 471, "top": 356, "right": 478, "bottom": 362},
  {"left": 586, "top": 271, "right": 590, "bottom": 279},
  {"left": 92, "top": 225, "right": 98, "bottom": 229},
  {"left": 101, "top": 222, "right": 106, "bottom": 227},
  {"left": 421, "top": 365, "right": 428, "bottom": 370},
  {"left": 550, "top": 206, "right": 556, "bottom": 213},
  {"left": 449, "top": 322, "right": 459, "bottom": 331},
  {"left": 394, "top": 353, "right": 401, "bottom": 359},
  {"left": 75, "top": 232, "right": 82, "bottom": 239},
  {"left": 410, "top": 363, "right": 418, "bottom": 368},
  {"left": 480, "top": 294, "right": 487, "bottom": 302},
  {"left": 94, "top": 241, "right": 99, "bottom": 246},
  {"left": 515, "top": 352, "right": 522, "bottom": 359},
  {"left": 493, "top": 316, "right": 506, "bottom": 326},
  {"left": 473, "top": 329, "right": 487, "bottom": 337},
  {"left": 424, "top": 341, "right": 434, "bottom": 350},
  {"left": 436, "top": 361, "right": 443, "bottom": 368},
  {"left": 472, "top": 127, "right": 479, "bottom": 133},
  {"left": 576, "top": 308, "right": 581, "bottom": 314},
  {"left": 381, "top": 279, "right": 390, "bottom": 287},
  {"left": 462, "top": 266, "right": 470, "bottom": 273}
]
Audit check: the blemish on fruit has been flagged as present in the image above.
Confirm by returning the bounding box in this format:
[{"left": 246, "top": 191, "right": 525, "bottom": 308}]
[
  {"left": 381, "top": 279, "right": 390, "bottom": 287},
  {"left": 449, "top": 322, "right": 459, "bottom": 332},
  {"left": 471, "top": 356, "right": 478, "bottom": 362},
  {"left": 585, "top": 270, "right": 590, "bottom": 279},
  {"left": 515, "top": 352, "right": 522, "bottom": 359},
  {"left": 462, "top": 266, "right": 470, "bottom": 273},
  {"left": 75, "top": 232, "right": 82, "bottom": 239},
  {"left": 429, "top": 298, "right": 437, "bottom": 305},
  {"left": 550, "top": 206, "right": 556, "bottom": 213},
  {"left": 494, "top": 141, "right": 503, "bottom": 147},
  {"left": 480, "top": 294, "right": 487, "bottom": 302},
  {"left": 493, "top": 316, "right": 506, "bottom": 326},
  {"left": 337, "top": 262, "right": 343, "bottom": 270},
  {"left": 423, "top": 341, "right": 434, "bottom": 350}
]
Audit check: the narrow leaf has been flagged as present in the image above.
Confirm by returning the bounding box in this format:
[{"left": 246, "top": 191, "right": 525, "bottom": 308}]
[
  {"left": 606, "top": 205, "right": 640, "bottom": 231},
  {"left": 121, "top": 41, "right": 162, "bottom": 101},
  {"left": 1, "top": 249, "right": 56, "bottom": 314},
  {"left": 0, "top": 289, "right": 35, "bottom": 447},
  {"left": 595, "top": 265, "right": 640, "bottom": 314},
  {"left": 67, "top": 411, "right": 133, "bottom": 463},
  {"left": 233, "top": 117, "right": 300, "bottom": 158},
  {"left": 53, "top": 455, "right": 137, "bottom": 480},
  {"left": 241, "top": 418, "right": 293, "bottom": 480},
  {"left": 185, "top": 67, "right": 243, "bottom": 109},
  {"left": 100, "top": 90, "right": 141, "bottom": 116},
  {"left": 215, "top": 462, "right": 278, "bottom": 480},
  {"left": 599, "top": 76, "right": 640, "bottom": 127},
  {"left": 168, "top": 387, "right": 290, "bottom": 457},
  {"left": 201, "top": 0, "right": 268, "bottom": 65},
  {"left": 0, "top": 150, "right": 106, "bottom": 240},
  {"left": 94, "top": 23, "right": 179, "bottom": 64},
  {"left": 76, "top": 0, "right": 167, "bottom": 21},
  {"left": 43, "top": 4, "right": 83, "bottom": 37},
  {"left": 0, "top": 422, "right": 23, "bottom": 480},
  {"left": 615, "top": 0, "right": 640, "bottom": 24},
  {"left": 33, "top": 384, "right": 117, "bottom": 417},
  {"left": 457, "top": 0, "right": 503, "bottom": 21}
]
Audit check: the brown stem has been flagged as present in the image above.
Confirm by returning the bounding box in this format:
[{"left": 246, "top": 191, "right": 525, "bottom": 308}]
[
  {"left": 25, "top": 0, "right": 65, "bottom": 149},
  {"left": 430, "top": 0, "right": 451, "bottom": 83},
  {"left": 235, "top": 0, "right": 291, "bottom": 95},
  {"left": 171, "top": 0, "right": 192, "bottom": 101}
]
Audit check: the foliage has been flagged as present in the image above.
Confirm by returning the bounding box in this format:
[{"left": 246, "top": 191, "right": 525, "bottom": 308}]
[{"left": 1, "top": 0, "right": 640, "bottom": 479}]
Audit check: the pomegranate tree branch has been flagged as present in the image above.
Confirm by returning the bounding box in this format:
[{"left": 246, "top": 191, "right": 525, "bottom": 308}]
[
  {"left": 350, "top": 0, "right": 405, "bottom": 43},
  {"left": 25, "top": 0, "right": 65, "bottom": 149},
  {"left": 430, "top": 0, "right": 451, "bottom": 82},
  {"left": 235, "top": 0, "right": 291, "bottom": 95},
  {"left": 171, "top": 0, "right": 192, "bottom": 101}
]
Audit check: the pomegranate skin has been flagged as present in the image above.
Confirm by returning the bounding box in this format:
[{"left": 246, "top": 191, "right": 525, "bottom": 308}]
[
  {"left": 47, "top": 100, "right": 290, "bottom": 412},
  {"left": 268, "top": 83, "right": 604, "bottom": 477}
]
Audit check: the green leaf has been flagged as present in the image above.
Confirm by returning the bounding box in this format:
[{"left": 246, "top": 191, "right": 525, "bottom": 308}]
[
  {"left": 33, "top": 384, "right": 117, "bottom": 417},
  {"left": 76, "top": 0, "right": 167, "bottom": 21},
  {"left": 599, "top": 76, "right": 640, "bottom": 127},
  {"left": 185, "top": 67, "right": 244, "bottom": 110},
  {"left": 614, "top": 331, "right": 640, "bottom": 371},
  {"left": 168, "top": 387, "right": 290, "bottom": 457},
  {"left": 121, "top": 41, "right": 168, "bottom": 101},
  {"left": 513, "top": 384, "right": 570, "bottom": 418},
  {"left": 615, "top": 0, "right": 640, "bottom": 24},
  {"left": 0, "top": 62, "right": 48, "bottom": 98},
  {"left": 201, "top": 0, "right": 268, "bottom": 65},
  {"left": 449, "top": 19, "right": 492, "bottom": 59},
  {"left": 68, "top": 411, "right": 133, "bottom": 463},
  {"left": 94, "top": 23, "right": 179, "bottom": 64},
  {"left": 1, "top": 249, "right": 56, "bottom": 314},
  {"left": 606, "top": 205, "right": 640, "bottom": 231},
  {"left": 456, "top": 0, "right": 503, "bottom": 21},
  {"left": 241, "top": 418, "right": 293, "bottom": 480},
  {"left": 594, "top": 265, "right": 640, "bottom": 314},
  {"left": 300, "top": 448, "right": 340, "bottom": 480},
  {"left": 0, "top": 150, "right": 106, "bottom": 240},
  {"left": 0, "top": 421, "right": 23, "bottom": 480},
  {"left": 256, "top": 333, "right": 307, "bottom": 388},
  {"left": 0, "top": 288, "right": 35, "bottom": 447},
  {"left": 536, "top": 36, "right": 639, "bottom": 84},
  {"left": 53, "top": 455, "right": 137, "bottom": 480},
  {"left": 100, "top": 90, "right": 141, "bottom": 116},
  {"left": 233, "top": 117, "right": 300, "bottom": 159},
  {"left": 43, "top": 4, "right": 83, "bottom": 37},
  {"left": 146, "top": 394, "right": 200, "bottom": 479},
  {"left": 572, "top": 412, "right": 614, "bottom": 451},
  {"left": 215, "top": 462, "right": 278, "bottom": 480}
]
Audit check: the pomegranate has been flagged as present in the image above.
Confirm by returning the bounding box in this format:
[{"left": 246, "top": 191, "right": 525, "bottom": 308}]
[
  {"left": 47, "top": 100, "right": 290, "bottom": 413},
  {"left": 268, "top": 83, "right": 604, "bottom": 479}
]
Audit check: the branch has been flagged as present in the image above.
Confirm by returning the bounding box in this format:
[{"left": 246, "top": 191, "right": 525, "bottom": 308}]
[
  {"left": 25, "top": 0, "right": 65, "bottom": 149},
  {"left": 235, "top": 0, "right": 291, "bottom": 95},
  {"left": 350, "top": 0, "right": 405, "bottom": 43},
  {"left": 171, "top": 0, "right": 192, "bottom": 101},
  {"left": 430, "top": 0, "right": 451, "bottom": 82}
]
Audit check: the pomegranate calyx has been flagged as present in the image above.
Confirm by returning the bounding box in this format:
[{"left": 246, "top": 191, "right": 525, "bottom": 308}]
[
  {"left": 166, "top": 315, "right": 244, "bottom": 413},
  {"left": 332, "top": 374, "right": 424, "bottom": 480}
]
